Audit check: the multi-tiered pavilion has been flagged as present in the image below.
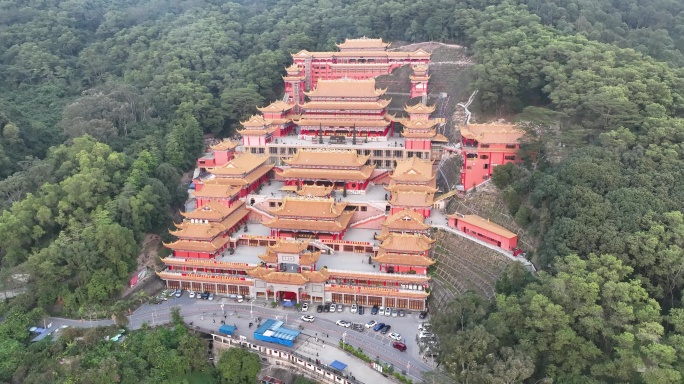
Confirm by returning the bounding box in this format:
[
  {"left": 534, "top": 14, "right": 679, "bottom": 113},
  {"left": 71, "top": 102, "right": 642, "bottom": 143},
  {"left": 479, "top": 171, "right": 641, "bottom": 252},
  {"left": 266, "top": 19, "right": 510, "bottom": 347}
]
[
  {"left": 296, "top": 78, "right": 395, "bottom": 140},
  {"left": 276, "top": 149, "right": 375, "bottom": 193},
  {"left": 386, "top": 157, "right": 437, "bottom": 217},
  {"left": 263, "top": 197, "right": 355, "bottom": 240}
]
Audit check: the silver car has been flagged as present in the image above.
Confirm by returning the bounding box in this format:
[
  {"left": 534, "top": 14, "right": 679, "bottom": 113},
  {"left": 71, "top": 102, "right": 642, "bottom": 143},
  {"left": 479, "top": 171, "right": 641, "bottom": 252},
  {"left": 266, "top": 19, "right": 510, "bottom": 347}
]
[
  {"left": 337, "top": 304, "right": 343, "bottom": 312},
  {"left": 391, "top": 308, "right": 398, "bottom": 317},
  {"left": 384, "top": 307, "right": 391, "bottom": 316}
]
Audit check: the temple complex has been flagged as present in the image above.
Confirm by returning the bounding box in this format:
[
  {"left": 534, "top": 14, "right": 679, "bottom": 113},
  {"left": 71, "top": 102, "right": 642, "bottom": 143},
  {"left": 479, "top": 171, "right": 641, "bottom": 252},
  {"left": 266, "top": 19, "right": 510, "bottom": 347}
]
[
  {"left": 459, "top": 123, "right": 524, "bottom": 191},
  {"left": 157, "top": 37, "right": 524, "bottom": 312}
]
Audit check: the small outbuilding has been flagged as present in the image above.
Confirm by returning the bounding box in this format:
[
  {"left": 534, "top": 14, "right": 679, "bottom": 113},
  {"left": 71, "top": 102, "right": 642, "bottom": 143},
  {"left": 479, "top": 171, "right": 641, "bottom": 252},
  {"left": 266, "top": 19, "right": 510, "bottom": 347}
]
[{"left": 447, "top": 213, "right": 518, "bottom": 251}]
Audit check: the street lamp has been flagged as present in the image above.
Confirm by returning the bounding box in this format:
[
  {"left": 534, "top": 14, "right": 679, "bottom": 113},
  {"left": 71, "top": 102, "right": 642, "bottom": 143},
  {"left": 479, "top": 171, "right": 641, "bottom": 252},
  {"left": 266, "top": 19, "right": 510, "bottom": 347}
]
[
  {"left": 250, "top": 299, "right": 256, "bottom": 316},
  {"left": 407, "top": 362, "right": 410, "bottom": 376},
  {"left": 342, "top": 331, "right": 347, "bottom": 348}
]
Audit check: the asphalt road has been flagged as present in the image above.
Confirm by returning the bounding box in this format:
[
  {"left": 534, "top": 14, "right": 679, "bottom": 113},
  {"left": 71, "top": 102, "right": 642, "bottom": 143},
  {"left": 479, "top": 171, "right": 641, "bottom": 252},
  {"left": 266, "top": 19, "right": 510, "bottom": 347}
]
[{"left": 48, "top": 295, "right": 435, "bottom": 381}]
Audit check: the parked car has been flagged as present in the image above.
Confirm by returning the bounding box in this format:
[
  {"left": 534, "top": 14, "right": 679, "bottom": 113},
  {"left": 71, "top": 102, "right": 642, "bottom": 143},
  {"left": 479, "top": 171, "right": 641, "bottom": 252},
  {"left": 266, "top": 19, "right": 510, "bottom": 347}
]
[
  {"left": 330, "top": 303, "right": 336, "bottom": 312},
  {"left": 188, "top": 291, "right": 196, "bottom": 299},
  {"left": 378, "top": 306, "right": 384, "bottom": 316},
  {"left": 351, "top": 304, "right": 357, "bottom": 314},
  {"left": 392, "top": 342, "right": 407, "bottom": 352},
  {"left": 337, "top": 304, "right": 343, "bottom": 312},
  {"left": 389, "top": 332, "right": 402, "bottom": 341},
  {"left": 302, "top": 303, "right": 309, "bottom": 312},
  {"left": 336, "top": 320, "right": 351, "bottom": 328},
  {"left": 398, "top": 310, "right": 405, "bottom": 317},
  {"left": 381, "top": 325, "right": 391, "bottom": 334},
  {"left": 391, "top": 308, "right": 398, "bottom": 317},
  {"left": 317, "top": 305, "right": 324, "bottom": 313},
  {"left": 419, "top": 311, "right": 428, "bottom": 319},
  {"left": 371, "top": 305, "right": 379, "bottom": 315},
  {"left": 201, "top": 292, "right": 210, "bottom": 300},
  {"left": 352, "top": 323, "right": 364, "bottom": 332},
  {"left": 208, "top": 293, "right": 214, "bottom": 300},
  {"left": 373, "top": 322, "right": 385, "bottom": 332},
  {"left": 324, "top": 304, "right": 331, "bottom": 312},
  {"left": 301, "top": 315, "right": 315, "bottom": 322},
  {"left": 419, "top": 332, "right": 435, "bottom": 339},
  {"left": 236, "top": 295, "right": 244, "bottom": 303},
  {"left": 365, "top": 320, "right": 377, "bottom": 329},
  {"left": 358, "top": 306, "right": 365, "bottom": 315},
  {"left": 174, "top": 290, "right": 182, "bottom": 298},
  {"left": 384, "top": 307, "right": 391, "bottom": 316}
]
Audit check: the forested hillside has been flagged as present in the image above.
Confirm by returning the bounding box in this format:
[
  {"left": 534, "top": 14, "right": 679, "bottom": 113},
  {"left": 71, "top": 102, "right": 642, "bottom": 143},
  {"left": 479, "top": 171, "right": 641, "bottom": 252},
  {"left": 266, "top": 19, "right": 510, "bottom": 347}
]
[{"left": 1, "top": 0, "right": 684, "bottom": 382}]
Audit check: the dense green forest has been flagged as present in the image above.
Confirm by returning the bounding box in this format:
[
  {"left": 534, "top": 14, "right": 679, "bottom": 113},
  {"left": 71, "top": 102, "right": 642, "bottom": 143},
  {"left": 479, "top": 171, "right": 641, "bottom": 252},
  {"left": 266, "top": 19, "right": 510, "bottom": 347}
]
[
  {"left": 1, "top": 0, "right": 684, "bottom": 382},
  {"left": 0, "top": 308, "right": 261, "bottom": 383}
]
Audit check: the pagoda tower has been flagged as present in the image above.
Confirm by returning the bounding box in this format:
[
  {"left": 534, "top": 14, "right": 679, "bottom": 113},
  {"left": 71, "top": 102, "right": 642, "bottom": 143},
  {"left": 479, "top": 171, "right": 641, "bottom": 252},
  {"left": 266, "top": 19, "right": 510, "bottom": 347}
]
[
  {"left": 386, "top": 156, "right": 437, "bottom": 218},
  {"left": 276, "top": 149, "right": 375, "bottom": 193},
  {"left": 262, "top": 196, "right": 355, "bottom": 240},
  {"left": 372, "top": 232, "right": 435, "bottom": 274},
  {"left": 295, "top": 78, "right": 395, "bottom": 140},
  {"left": 283, "top": 63, "right": 306, "bottom": 105},
  {"left": 409, "top": 64, "right": 430, "bottom": 99}
]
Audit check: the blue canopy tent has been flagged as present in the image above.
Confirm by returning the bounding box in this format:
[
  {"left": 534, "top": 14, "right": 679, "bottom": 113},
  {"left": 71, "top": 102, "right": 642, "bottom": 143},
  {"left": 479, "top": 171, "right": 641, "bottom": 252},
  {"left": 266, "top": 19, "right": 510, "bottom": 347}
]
[
  {"left": 219, "top": 325, "right": 237, "bottom": 335},
  {"left": 282, "top": 301, "right": 295, "bottom": 307},
  {"left": 254, "top": 319, "right": 301, "bottom": 347},
  {"left": 330, "top": 360, "right": 347, "bottom": 372}
]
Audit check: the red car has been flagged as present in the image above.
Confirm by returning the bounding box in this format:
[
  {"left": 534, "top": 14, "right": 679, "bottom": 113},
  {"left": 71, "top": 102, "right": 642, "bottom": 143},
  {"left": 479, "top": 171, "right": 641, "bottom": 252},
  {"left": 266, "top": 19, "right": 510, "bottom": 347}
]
[{"left": 392, "top": 342, "right": 407, "bottom": 352}]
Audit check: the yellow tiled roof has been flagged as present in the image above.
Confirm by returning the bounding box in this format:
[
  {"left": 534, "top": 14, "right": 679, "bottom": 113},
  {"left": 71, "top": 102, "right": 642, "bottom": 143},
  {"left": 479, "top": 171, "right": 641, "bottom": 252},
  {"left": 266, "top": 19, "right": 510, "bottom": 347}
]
[
  {"left": 160, "top": 257, "right": 254, "bottom": 270},
  {"left": 336, "top": 37, "right": 390, "bottom": 50},
  {"left": 296, "top": 184, "right": 334, "bottom": 197},
  {"left": 262, "top": 210, "right": 355, "bottom": 232},
  {"left": 300, "top": 99, "right": 391, "bottom": 110},
  {"left": 401, "top": 119, "right": 439, "bottom": 130},
  {"left": 191, "top": 181, "right": 241, "bottom": 199},
  {"left": 284, "top": 149, "right": 371, "bottom": 168},
  {"left": 269, "top": 197, "right": 349, "bottom": 218},
  {"left": 459, "top": 123, "right": 524, "bottom": 145},
  {"left": 295, "top": 118, "right": 392, "bottom": 128},
  {"left": 388, "top": 189, "right": 435, "bottom": 207},
  {"left": 304, "top": 79, "right": 387, "bottom": 98},
  {"left": 181, "top": 200, "right": 242, "bottom": 221},
  {"left": 277, "top": 165, "right": 375, "bottom": 181},
  {"left": 404, "top": 102, "right": 435, "bottom": 114},
  {"left": 382, "top": 208, "right": 430, "bottom": 231},
  {"left": 163, "top": 236, "right": 231, "bottom": 253},
  {"left": 372, "top": 250, "right": 436, "bottom": 266},
  {"left": 207, "top": 152, "right": 270, "bottom": 177},
  {"left": 390, "top": 156, "right": 435, "bottom": 183},
  {"left": 247, "top": 267, "right": 310, "bottom": 285},
  {"left": 447, "top": 214, "right": 518, "bottom": 239},
  {"left": 269, "top": 238, "right": 311, "bottom": 254},
  {"left": 379, "top": 232, "right": 434, "bottom": 253},
  {"left": 257, "top": 101, "right": 295, "bottom": 113},
  {"left": 210, "top": 139, "right": 239, "bottom": 151},
  {"left": 301, "top": 268, "right": 330, "bottom": 283}
]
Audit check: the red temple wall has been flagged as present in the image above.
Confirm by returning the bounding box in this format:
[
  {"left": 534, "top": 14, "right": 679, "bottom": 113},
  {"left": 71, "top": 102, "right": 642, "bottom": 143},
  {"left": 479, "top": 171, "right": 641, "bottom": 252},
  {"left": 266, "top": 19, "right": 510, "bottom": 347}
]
[
  {"left": 451, "top": 219, "right": 518, "bottom": 251},
  {"left": 378, "top": 264, "right": 428, "bottom": 274},
  {"left": 405, "top": 140, "right": 431, "bottom": 150},
  {"left": 460, "top": 146, "right": 519, "bottom": 192}
]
